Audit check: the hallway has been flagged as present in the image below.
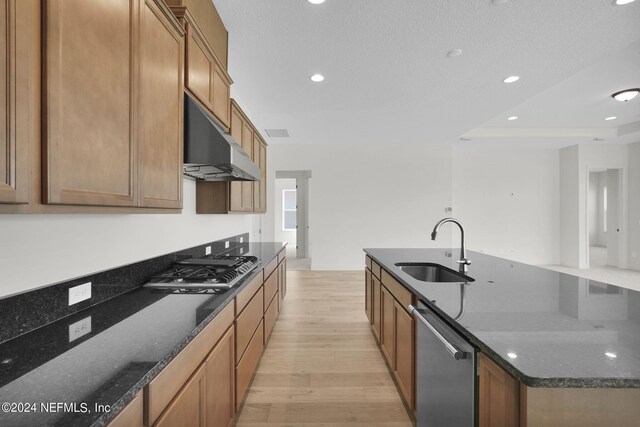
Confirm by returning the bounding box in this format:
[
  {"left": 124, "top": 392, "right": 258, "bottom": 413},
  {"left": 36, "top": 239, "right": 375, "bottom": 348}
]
[{"left": 235, "top": 270, "right": 413, "bottom": 426}]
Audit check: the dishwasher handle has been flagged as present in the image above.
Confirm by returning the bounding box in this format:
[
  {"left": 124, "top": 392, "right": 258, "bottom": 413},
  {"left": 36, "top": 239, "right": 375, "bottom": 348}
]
[{"left": 409, "top": 304, "right": 470, "bottom": 360}]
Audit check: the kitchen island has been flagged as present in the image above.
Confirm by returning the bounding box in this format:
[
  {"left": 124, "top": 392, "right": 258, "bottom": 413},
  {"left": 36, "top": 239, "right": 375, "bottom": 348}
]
[
  {"left": 364, "top": 248, "right": 640, "bottom": 427},
  {"left": 0, "top": 241, "right": 286, "bottom": 427}
]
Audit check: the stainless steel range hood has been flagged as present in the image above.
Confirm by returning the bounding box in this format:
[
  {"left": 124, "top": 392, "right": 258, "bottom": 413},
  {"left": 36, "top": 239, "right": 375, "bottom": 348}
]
[{"left": 183, "top": 93, "right": 260, "bottom": 181}]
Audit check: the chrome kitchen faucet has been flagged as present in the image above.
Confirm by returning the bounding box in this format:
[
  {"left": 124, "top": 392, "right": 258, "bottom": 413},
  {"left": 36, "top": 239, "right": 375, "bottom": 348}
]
[{"left": 431, "top": 217, "right": 471, "bottom": 274}]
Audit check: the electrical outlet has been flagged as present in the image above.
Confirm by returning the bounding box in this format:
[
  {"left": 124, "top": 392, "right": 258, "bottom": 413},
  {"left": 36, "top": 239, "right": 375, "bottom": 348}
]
[
  {"left": 225, "top": 241, "right": 230, "bottom": 249},
  {"left": 239, "top": 236, "right": 244, "bottom": 243},
  {"left": 68, "top": 282, "right": 91, "bottom": 306},
  {"left": 240, "top": 247, "right": 244, "bottom": 254},
  {"left": 68, "top": 316, "right": 92, "bottom": 342},
  {"left": 205, "top": 246, "right": 211, "bottom": 255}
]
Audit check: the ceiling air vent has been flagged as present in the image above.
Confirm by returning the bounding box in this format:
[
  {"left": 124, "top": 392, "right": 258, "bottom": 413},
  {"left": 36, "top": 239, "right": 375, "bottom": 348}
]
[{"left": 265, "top": 129, "right": 290, "bottom": 138}]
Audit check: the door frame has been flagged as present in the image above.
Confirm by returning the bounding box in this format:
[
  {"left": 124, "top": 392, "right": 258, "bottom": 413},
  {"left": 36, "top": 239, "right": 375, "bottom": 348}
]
[
  {"left": 583, "top": 166, "right": 626, "bottom": 269},
  {"left": 275, "top": 170, "right": 312, "bottom": 259}
]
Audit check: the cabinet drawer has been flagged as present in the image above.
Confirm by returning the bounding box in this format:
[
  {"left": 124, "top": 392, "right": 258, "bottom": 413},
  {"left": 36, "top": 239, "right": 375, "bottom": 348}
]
[
  {"left": 146, "top": 302, "right": 234, "bottom": 426},
  {"left": 107, "top": 393, "right": 143, "bottom": 427},
  {"left": 263, "top": 268, "right": 278, "bottom": 311},
  {"left": 264, "top": 292, "right": 278, "bottom": 344},
  {"left": 372, "top": 260, "right": 382, "bottom": 279},
  {"left": 236, "top": 319, "right": 264, "bottom": 410},
  {"left": 277, "top": 249, "right": 286, "bottom": 265},
  {"left": 381, "top": 269, "right": 413, "bottom": 311},
  {"left": 365, "top": 255, "right": 372, "bottom": 270},
  {"left": 235, "top": 286, "right": 264, "bottom": 364},
  {"left": 235, "top": 271, "right": 263, "bottom": 315},
  {"left": 263, "top": 257, "right": 278, "bottom": 282}
]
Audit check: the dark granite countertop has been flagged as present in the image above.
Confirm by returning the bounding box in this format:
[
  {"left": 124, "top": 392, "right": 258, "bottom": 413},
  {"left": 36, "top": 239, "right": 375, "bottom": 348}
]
[
  {"left": 0, "top": 242, "right": 285, "bottom": 427},
  {"left": 364, "top": 248, "right": 640, "bottom": 388}
]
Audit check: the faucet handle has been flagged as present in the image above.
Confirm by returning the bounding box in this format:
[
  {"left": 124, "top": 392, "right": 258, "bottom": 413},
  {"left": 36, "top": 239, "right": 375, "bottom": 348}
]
[{"left": 456, "top": 258, "right": 471, "bottom": 266}]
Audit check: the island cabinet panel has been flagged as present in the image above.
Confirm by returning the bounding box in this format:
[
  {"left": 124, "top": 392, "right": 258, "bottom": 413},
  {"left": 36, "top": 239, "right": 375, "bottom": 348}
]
[
  {"left": 204, "top": 326, "right": 235, "bottom": 427},
  {"left": 372, "top": 275, "right": 382, "bottom": 342},
  {"left": 263, "top": 291, "right": 278, "bottom": 343},
  {"left": 138, "top": 0, "right": 184, "bottom": 208},
  {"left": 365, "top": 268, "right": 372, "bottom": 324},
  {"left": 380, "top": 285, "right": 395, "bottom": 365},
  {"left": 43, "top": 0, "right": 137, "bottom": 207},
  {"left": 520, "top": 386, "right": 640, "bottom": 427},
  {"left": 479, "top": 353, "right": 520, "bottom": 427},
  {"left": 278, "top": 257, "right": 287, "bottom": 303},
  {"left": 154, "top": 364, "right": 206, "bottom": 427},
  {"left": 107, "top": 393, "right": 143, "bottom": 427},
  {"left": 0, "top": 0, "right": 32, "bottom": 205},
  {"left": 394, "top": 300, "right": 414, "bottom": 411}
]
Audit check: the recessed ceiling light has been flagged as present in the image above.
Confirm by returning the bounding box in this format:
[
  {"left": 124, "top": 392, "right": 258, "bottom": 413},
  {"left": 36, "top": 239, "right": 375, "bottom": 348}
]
[
  {"left": 447, "top": 49, "right": 463, "bottom": 57},
  {"left": 308, "top": 0, "right": 326, "bottom": 4},
  {"left": 503, "top": 76, "right": 520, "bottom": 84},
  {"left": 611, "top": 88, "right": 639, "bottom": 102},
  {"left": 614, "top": 0, "right": 635, "bottom": 5},
  {"left": 605, "top": 352, "right": 617, "bottom": 358},
  {"left": 605, "top": 116, "right": 617, "bottom": 121},
  {"left": 310, "top": 74, "right": 325, "bottom": 82},
  {"left": 507, "top": 116, "right": 518, "bottom": 121},
  {"left": 507, "top": 352, "right": 518, "bottom": 359}
]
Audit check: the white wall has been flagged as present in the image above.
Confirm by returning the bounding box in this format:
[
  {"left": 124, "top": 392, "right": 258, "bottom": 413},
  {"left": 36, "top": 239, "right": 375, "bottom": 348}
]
[
  {"left": 560, "top": 145, "right": 581, "bottom": 267},
  {"left": 597, "top": 172, "right": 608, "bottom": 247},
  {"left": 453, "top": 144, "right": 560, "bottom": 265},
  {"left": 274, "top": 178, "right": 297, "bottom": 257},
  {"left": 628, "top": 142, "right": 640, "bottom": 271},
  {"left": 266, "top": 143, "right": 454, "bottom": 270},
  {"left": 0, "top": 178, "right": 253, "bottom": 298}
]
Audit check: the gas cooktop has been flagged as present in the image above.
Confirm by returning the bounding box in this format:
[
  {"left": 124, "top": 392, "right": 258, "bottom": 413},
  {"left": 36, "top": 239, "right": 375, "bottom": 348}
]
[{"left": 144, "top": 255, "right": 259, "bottom": 291}]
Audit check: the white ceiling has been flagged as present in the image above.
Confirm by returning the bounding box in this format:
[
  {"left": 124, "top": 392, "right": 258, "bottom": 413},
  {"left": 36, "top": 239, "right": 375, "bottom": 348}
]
[{"left": 213, "top": 0, "right": 640, "bottom": 147}]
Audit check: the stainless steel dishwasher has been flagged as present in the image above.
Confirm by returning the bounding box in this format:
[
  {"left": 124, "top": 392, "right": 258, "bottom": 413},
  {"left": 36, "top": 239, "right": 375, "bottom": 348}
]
[{"left": 410, "top": 301, "right": 476, "bottom": 426}]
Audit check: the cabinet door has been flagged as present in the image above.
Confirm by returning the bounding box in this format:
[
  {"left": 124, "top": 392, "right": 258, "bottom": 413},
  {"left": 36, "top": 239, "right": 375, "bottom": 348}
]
[
  {"left": 394, "top": 301, "right": 414, "bottom": 411},
  {"left": 154, "top": 364, "right": 206, "bottom": 427},
  {"left": 479, "top": 353, "right": 519, "bottom": 427},
  {"left": 372, "top": 276, "right": 381, "bottom": 342},
  {"left": 138, "top": 0, "right": 183, "bottom": 208},
  {"left": 257, "top": 139, "right": 267, "bottom": 212},
  {"left": 107, "top": 393, "right": 143, "bottom": 427},
  {"left": 43, "top": 0, "right": 137, "bottom": 206},
  {"left": 211, "top": 64, "right": 230, "bottom": 128},
  {"left": 185, "top": 22, "right": 214, "bottom": 113},
  {"left": 0, "top": 0, "right": 30, "bottom": 204},
  {"left": 230, "top": 105, "right": 243, "bottom": 150},
  {"left": 365, "top": 269, "right": 372, "bottom": 323},
  {"left": 205, "top": 326, "right": 235, "bottom": 427},
  {"left": 252, "top": 134, "right": 260, "bottom": 210},
  {"left": 381, "top": 286, "right": 395, "bottom": 366}
]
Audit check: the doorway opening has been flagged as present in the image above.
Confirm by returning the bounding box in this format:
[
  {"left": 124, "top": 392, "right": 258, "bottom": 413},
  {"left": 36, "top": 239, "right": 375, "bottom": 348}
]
[
  {"left": 587, "top": 168, "right": 623, "bottom": 269},
  {"left": 275, "top": 170, "right": 311, "bottom": 270}
]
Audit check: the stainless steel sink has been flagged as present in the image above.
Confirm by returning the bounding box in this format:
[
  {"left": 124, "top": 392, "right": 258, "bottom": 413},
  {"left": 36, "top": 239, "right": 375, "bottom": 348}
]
[{"left": 395, "top": 262, "right": 474, "bottom": 283}]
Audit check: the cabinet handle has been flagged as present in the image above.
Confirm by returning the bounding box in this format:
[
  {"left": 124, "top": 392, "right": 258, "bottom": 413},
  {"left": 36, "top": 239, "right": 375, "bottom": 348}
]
[{"left": 409, "top": 305, "right": 469, "bottom": 360}]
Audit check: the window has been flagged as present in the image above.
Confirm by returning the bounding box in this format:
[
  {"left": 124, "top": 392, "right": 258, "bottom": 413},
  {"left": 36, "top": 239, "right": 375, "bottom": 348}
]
[
  {"left": 603, "top": 186, "right": 607, "bottom": 232},
  {"left": 282, "top": 189, "right": 297, "bottom": 231}
]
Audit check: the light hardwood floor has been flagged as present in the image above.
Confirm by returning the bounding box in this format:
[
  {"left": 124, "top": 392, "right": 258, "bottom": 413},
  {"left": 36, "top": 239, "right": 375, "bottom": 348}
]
[{"left": 235, "top": 270, "right": 413, "bottom": 426}]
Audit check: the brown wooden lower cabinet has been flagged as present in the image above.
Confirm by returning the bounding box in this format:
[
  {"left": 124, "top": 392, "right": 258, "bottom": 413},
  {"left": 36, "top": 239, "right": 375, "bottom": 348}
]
[
  {"left": 372, "top": 276, "right": 381, "bottom": 342},
  {"left": 394, "top": 300, "right": 414, "bottom": 411},
  {"left": 381, "top": 285, "right": 395, "bottom": 364},
  {"left": 107, "top": 393, "right": 143, "bottom": 427},
  {"left": 264, "top": 292, "right": 278, "bottom": 343},
  {"left": 479, "top": 353, "right": 520, "bottom": 427},
  {"left": 204, "top": 326, "right": 235, "bottom": 427},
  {"left": 235, "top": 286, "right": 264, "bottom": 363},
  {"left": 235, "top": 319, "right": 264, "bottom": 410},
  {"left": 278, "top": 258, "right": 287, "bottom": 304},
  {"left": 365, "top": 268, "right": 372, "bottom": 324},
  {"left": 154, "top": 364, "right": 206, "bottom": 427}
]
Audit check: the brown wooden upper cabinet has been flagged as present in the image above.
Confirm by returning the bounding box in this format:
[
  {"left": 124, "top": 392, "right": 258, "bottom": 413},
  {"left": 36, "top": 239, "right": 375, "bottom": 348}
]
[
  {"left": 0, "top": 0, "right": 35, "bottom": 205},
  {"left": 169, "top": 4, "right": 231, "bottom": 130},
  {"left": 42, "top": 0, "right": 184, "bottom": 208}
]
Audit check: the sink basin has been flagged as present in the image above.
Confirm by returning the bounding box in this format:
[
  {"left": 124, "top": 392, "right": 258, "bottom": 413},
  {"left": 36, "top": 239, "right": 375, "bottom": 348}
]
[{"left": 394, "top": 262, "right": 474, "bottom": 283}]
